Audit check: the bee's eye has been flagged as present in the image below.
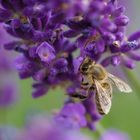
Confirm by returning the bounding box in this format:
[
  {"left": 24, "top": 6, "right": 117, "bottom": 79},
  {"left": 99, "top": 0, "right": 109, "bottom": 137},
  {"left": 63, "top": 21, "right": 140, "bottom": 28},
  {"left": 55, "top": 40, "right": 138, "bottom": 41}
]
[
  {"left": 82, "top": 67, "right": 88, "bottom": 72},
  {"left": 80, "top": 63, "right": 89, "bottom": 73}
]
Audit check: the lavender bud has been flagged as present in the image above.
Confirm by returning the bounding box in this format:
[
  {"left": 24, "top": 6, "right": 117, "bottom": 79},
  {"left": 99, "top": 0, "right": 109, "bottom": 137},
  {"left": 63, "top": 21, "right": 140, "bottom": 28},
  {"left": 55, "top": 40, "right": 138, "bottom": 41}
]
[
  {"left": 112, "top": 6, "right": 125, "bottom": 17},
  {"left": 128, "top": 31, "right": 140, "bottom": 41},
  {"left": 123, "top": 57, "right": 135, "bottom": 69},
  {"left": 114, "top": 15, "right": 129, "bottom": 26},
  {"left": 128, "top": 52, "right": 140, "bottom": 61},
  {"left": 111, "top": 55, "right": 121, "bottom": 66}
]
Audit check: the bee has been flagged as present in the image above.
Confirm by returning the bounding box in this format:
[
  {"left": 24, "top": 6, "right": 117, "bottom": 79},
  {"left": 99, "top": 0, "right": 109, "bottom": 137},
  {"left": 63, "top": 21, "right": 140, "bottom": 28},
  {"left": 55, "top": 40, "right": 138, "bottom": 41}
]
[{"left": 71, "top": 57, "right": 132, "bottom": 115}]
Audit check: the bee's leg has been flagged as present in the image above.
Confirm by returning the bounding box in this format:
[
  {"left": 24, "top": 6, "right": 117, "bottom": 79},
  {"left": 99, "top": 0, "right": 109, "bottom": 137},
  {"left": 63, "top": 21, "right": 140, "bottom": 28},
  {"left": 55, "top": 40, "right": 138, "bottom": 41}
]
[
  {"left": 69, "top": 92, "right": 88, "bottom": 100},
  {"left": 78, "top": 86, "right": 95, "bottom": 100},
  {"left": 79, "top": 80, "right": 93, "bottom": 99},
  {"left": 70, "top": 87, "right": 89, "bottom": 100},
  {"left": 69, "top": 86, "right": 95, "bottom": 100}
]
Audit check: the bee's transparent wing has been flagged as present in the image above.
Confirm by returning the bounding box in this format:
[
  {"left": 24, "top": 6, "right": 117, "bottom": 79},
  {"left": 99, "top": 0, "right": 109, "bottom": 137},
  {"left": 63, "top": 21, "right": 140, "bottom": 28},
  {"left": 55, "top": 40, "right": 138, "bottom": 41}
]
[
  {"left": 94, "top": 80, "right": 112, "bottom": 115},
  {"left": 108, "top": 73, "right": 132, "bottom": 93},
  {"left": 101, "top": 81, "right": 113, "bottom": 99}
]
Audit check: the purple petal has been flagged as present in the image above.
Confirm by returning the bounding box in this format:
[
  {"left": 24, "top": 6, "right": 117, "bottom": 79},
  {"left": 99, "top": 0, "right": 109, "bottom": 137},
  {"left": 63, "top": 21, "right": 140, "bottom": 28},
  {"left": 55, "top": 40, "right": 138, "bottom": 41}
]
[
  {"left": 36, "top": 41, "right": 56, "bottom": 63},
  {"left": 128, "top": 31, "right": 140, "bottom": 41},
  {"left": 111, "top": 55, "right": 121, "bottom": 66},
  {"left": 32, "top": 85, "right": 48, "bottom": 98},
  {"left": 114, "top": 15, "right": 129, "bottom": 26},
  {"left": 122, "top": 57, "right": 135, "bottom": 69},
  {"left": 128, "top": 52, "right": 140, "bottom": 61},
  {"left": 112, "top": 6, "right": 125, "bottom": 17},
  {"left": 101, "top": 57, "right": 111, "bottom": 67}
]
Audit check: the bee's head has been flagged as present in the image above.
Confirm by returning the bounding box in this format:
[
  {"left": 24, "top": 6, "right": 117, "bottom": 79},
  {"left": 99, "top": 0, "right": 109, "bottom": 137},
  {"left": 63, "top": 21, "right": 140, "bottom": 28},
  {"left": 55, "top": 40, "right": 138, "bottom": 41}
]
[{"left": 79, "top": 57, "right": 94, "bottom": 75}]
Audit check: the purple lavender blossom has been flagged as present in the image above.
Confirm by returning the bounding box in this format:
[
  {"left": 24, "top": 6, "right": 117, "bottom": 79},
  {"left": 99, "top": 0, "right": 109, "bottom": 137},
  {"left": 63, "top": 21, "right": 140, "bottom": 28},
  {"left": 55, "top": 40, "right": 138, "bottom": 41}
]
[
  {"left": 16, "top": 115, "right": 92, "bottom": 140},
  {"left": 15, "top": 54, "right": 39, "bottom": 79},
  {"left": 100, "top": 129, "right": 130, "bottom": 140},
  {"left": 55, "top": 103, "right": 87, "bottom": 129},
  {"left": 66, "top": 86, "right": 101, "bottom": 130},
  {"left": 0, "top": 0, "right": 139, "bottom": 131}
]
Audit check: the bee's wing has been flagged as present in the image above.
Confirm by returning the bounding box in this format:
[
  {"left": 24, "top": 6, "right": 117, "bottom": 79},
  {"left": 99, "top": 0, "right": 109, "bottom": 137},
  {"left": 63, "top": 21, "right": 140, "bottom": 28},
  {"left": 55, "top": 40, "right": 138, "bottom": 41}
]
[
  {"left": 94, "top": 79, "right": 112, "bottom": 115},
  {"left": 101, "top": 81, "right": 113, "bottom": 99},
  {"left": 107, "top": 73, "right": 132, "bottom": 93}
]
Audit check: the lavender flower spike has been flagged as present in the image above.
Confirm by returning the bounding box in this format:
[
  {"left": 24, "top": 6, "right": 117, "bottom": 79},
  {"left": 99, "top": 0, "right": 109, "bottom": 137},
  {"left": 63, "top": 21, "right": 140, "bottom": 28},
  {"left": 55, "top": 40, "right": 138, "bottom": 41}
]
[{"left": 0, "top": 0, "right": 139, "bottom": 131}]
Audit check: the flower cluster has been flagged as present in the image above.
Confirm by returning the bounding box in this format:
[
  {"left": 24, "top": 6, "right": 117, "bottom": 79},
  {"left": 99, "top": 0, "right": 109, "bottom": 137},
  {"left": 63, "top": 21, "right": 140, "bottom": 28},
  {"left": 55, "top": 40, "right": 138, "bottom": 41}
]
[{"left": 0, "top": 0, "right": 140, "bottom": 130}]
